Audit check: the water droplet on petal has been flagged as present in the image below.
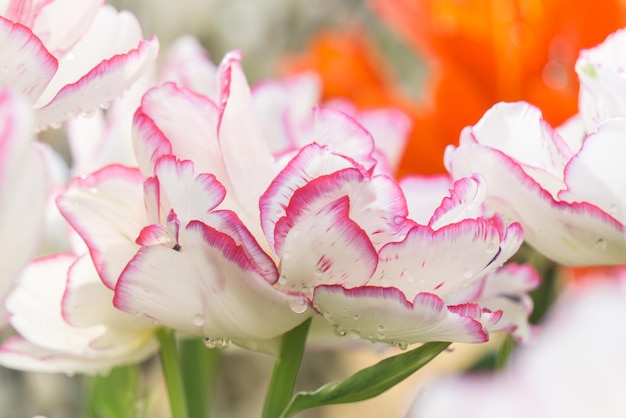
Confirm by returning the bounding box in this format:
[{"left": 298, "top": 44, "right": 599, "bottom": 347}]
[
  {"left": 486, "top": 242, "right": 498, "bottom": 254},
  {"left": 398, "top": 341, "right": 409, "bottom": 351},
  {"left": 595, "top": 238, "right": 607, "bottom": 250},
  {"left": 334, "top": 325, "right": 346, "bottom": 337},
  {"left": 352, "top": 314, "right": 360, "bottom": 321},
  {"left": 192, "top": 315, "right": 204, "bottom": 327},
  {"left": 462, "top": 268, "right": 473, "bottom": 279},
  {"left": 288, "top": 294, "right": 309, "bottom": 313},
  {"left": 348, "top": 329, "right": 361, "bottom": 340},
  {"left": 204, "top": 337, "right": 230, "bottom": 349}
]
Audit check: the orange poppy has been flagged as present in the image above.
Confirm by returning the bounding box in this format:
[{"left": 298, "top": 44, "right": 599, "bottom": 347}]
[{"left": 283, "top": 0, "right": 626, "bottom": 177}]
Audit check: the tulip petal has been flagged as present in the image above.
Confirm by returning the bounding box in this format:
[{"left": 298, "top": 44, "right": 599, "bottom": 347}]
[
  {"left": 133, "top": 82, "right": 222, "bottom": 177},
  {"left": 56, "top": 165, "right": 145, "bottom": 289},
  {"left": 153, "top": 155, "right": 226, "bottom": 224},
  {"left": 369, "top": 220, "right": 507, "bottom": 302},
  {"left": 217, "top": 51, "right": 275, "bottom": 217},
  {"left": 36, "top": 34, "right": 159, "bottom": 129},
  {"left": 399, "top": 174, "right": 452, "bottom": 225},
  {"left": 313, "top": 286, "right": 488, "bottom": 344},
  {"left": 0, "top": 16, "right": 57, "bottom": 103},
  {"left": 560, "top": 118, "right": 626, "bottom": 220},
  {"left": 260, "top": 143, "right": 358, "bottom": 250},
  {"left": 115, "top": 219, "right": 308, "bottom": 340},
  {"left": 274, "top": 167, "right": 410, "bottom": 252},
  {"left": 311, "top": 107, "right": 376, "bottom": 170},
  {"left": 447, "top": 143, "right": 626, "bottom": 265},
  {"left": 277, "top": 196, "right": 378, "bottom": 292},
  {"left": 0, "top": 89, "right": 47, "bottom": 319}
]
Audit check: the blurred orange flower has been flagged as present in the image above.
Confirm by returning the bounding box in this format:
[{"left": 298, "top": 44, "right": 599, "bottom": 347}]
[{"left": 283, "top": 0, "right": 626, "bottom": 177}]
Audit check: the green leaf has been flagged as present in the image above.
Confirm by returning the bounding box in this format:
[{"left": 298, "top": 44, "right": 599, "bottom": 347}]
[
  {"left": 86, "top": 364, "right": 140, "bottom": 418},
  {"left": 262, "top": 318, "right": 312, "bottom": 418},
  {"left": 279, "top": 341, "right": 450, "bottom": 418}
]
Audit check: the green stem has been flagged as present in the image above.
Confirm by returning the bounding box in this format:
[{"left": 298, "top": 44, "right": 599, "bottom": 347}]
[
  {"left": 495, "top": 334, "right": 516, "bottom": 369},
  {"left": 262, "top": 318, "right": 312, "bottom": 418},
  {"left": 180, "top": 337, "right": 221, "bottom": 418},
  {"left": 156, "top": 327, "right": 189, "bottom": 418}
]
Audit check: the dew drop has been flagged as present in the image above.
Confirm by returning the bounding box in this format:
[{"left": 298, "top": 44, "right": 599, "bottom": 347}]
[
  {"left": 334, "top": 325, "right": 347, "bottom": 337},
  {"left": 486, "top": 242, "right": 497, "bottom": 254},
  {"left": 348, "top": 329, "right": 361, "bottom": 340},
  {"left": 278, "top": 277, "right": 287, "bottom": 287},
  {"left": 204, "top": 337, "right": 230, "bottom": 349},
  {"left": 314, "top": 268, "right": 323, "bottom": 277},
  {"left": 352, "top": 314, "right": 360, "bottom": 321},
  {"left": 398, "top": 341, "right": 409, "bottom": 351},
  {"left": 288, "top": 294, "right": 308, "bottom": 313},
  {"left": 595, "top": 238, "right": 607, "bottom": 250},
  {"left": 462, "top": 268, "right": 473, "bottom": 279},
  {"left": 291, "top": 229, "right": 301, "bottom": 238},
  {"left": 99, "top": 101, "right": 111, "bottom": 110},
  {"left": 609, "top": 203, "right": 619, "bottom": 214},
  {"left": 192, "top": 314, "right": 204, "bottom": 327}
]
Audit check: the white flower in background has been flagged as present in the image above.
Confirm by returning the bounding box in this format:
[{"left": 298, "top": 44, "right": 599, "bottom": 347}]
[
  {"left": 0, "top": 88, "right": 47, "bottom": 326},
  {"left": 0, "top": 0, "right": 158, "bottom": 130},
  {"left": 407, "top": 280, "right": 626, "bottom": 418}
]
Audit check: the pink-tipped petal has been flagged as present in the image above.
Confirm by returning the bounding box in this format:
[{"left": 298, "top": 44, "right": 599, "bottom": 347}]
[
  {"left": 35, "top": 34, "right": 159, "bottom": 129},
  {"left": 159, "top": 36, "right": 218, "bottom": 101},
  {"left": 115, "top": 220, "right": 308, "bottom": 340},
  {"left": 154, "top": 155, "right": 226, "bottom": 224},
  {"left": 313, "top": 286, "right": 488, "bottom": 344},
  {"left": 429, "top": 175, "right": 485, "bottom": 229},
  {"left": 30, "top": 0, "right": 103, "bottom": 55},
  {"left": 560, "top": 119, "right": 626, "bottom": 220},
  {"left": 260, "top": 143, "right": 357, "bottom": 250},
  {"left": 311, "top": 107, "right": 377, "bottom": 170},
  {"left": 277, "top": 197, "right": 378, "bottom": 292},
  {"left": 370, "top": 220, "right": 506, "bottom": 302},
  {"left": 217, "top": 51, "right": 275, "bottom": 217},
  {"left": 275, "top": 167, "right": 410, "bottom": 252},
  {"left": 56, "top": 165, "right": 145, "bottom": 289},
  {"left": 0, "top": 16, "right": 57, "bottom": 103},
  {"left": 447, "top": 143, "right": 626, "bottom": 266},
  {"left": 399, "top": 175, "right": 453, "bottom": 225}
]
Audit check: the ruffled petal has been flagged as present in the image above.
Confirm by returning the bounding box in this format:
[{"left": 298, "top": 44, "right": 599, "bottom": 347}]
[
  {"left": 115, "top": 220, "right": 308, "bottom": 340},
  {"left": 447, "top": 143, "right": 626, "bottom": 265},
  {"left": 312, "top": 286, "right": 488, "bottom": 345},
  {"left": 133, "top": 82, "right": 221, "bottom": 177},
  {"left": 56, "top": 165, "right": 145, "bottom": 289},
  {"left": 560, "top": 118, "right": 626, "bottom": 221},
  {"left": 35, "top": 32, "right": 158, "bottom": 129},
  {"left": 476, "top": 263, "right": 540, "bottom": 342},
  {"left": 399, "top": 174, "right": 452, "bottom": 225},
  {"left": 275, "top": 167, "right": 409, "bottom": 252},
  {"left": 369, "top": 220, "right": 507, "bottom": 302},
  {"left": 428, "top": 174, "right": 485, "bottom": 229},
  {"left": 311, "top": 107, "right": 376, "bottom": 170},
  {"left": 260, "top": 143, "right": 360, "bottom": 250},
  {"left": 277, "top": 197, "right": 378, "bottom": 292},
  {"left": 0, "top": 16, "right": 57, "bottom": 103},
  {"left": 153, "top": 155, "right": 226, "bottom": 224}
]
